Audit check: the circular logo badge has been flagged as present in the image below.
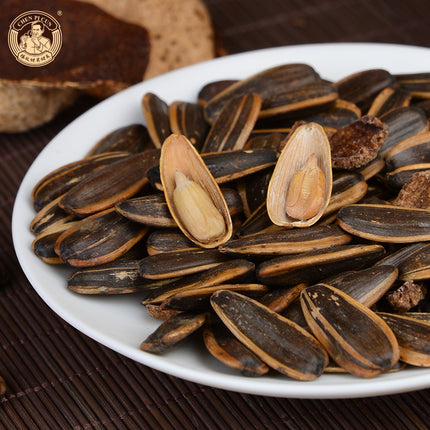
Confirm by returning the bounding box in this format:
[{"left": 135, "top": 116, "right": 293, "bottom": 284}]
[{"left": 8, "top": 10, "right": 62, "bottom": 67}]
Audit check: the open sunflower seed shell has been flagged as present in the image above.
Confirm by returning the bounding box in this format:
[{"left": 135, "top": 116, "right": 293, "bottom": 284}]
[
  {"left": 211, "top": 290, "right": 328, "bottom": 381},
  {"left": 266, "top": 122, "right": 332, "bottom": 228},
  {"left": 159, "top": 134, "right": 233, "bottom": 248},
  {"left": 301, "top": 284, "right": 400, "bottom": 378}
]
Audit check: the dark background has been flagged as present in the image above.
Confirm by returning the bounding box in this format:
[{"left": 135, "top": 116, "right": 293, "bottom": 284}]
[{"left": 1, "top": 0, "right": 430, "bottom": 428}]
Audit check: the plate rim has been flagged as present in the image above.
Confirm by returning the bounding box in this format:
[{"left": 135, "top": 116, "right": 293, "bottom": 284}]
[{"left": 12, "top": 42, "right": 430, "bottom": 399}]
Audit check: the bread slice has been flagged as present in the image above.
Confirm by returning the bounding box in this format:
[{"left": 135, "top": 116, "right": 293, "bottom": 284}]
[
  {"left": 81, "top": 0, "right": 216, "bottom": 79},
  {"left": 1, "top": 0, "right": 216, "bottom": 132},
  {"left": 0, "top": 84, "right": 79, "bottom": 133}
]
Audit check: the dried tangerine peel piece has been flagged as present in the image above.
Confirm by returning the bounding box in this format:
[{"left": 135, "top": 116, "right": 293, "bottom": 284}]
[{"left": 2, "top": 0, "right": 150, "bottom": 96}]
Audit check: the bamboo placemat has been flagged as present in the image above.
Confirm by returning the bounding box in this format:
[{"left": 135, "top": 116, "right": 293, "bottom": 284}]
[{"left": 2, "top": 0, "right": 430, "bottom": 428}]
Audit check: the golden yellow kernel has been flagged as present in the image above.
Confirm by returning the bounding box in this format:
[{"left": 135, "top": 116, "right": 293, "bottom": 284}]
[
  {"left": 173, "top": 170, "right": 226, "bottom": 243},
  {"left": 285, "top": 153, "right": 325, "bottom": 220}
]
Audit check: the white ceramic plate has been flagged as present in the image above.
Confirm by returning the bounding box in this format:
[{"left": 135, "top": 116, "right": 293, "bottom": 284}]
[{"left": 12, "top": 43, "right": 430, "bottom": 399}]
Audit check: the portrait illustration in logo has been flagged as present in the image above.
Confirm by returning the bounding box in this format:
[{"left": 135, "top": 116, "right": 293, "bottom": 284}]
[
  {"left": 8, "top": 10, "right": 62, "bottom": 67},
  {"left": 19, "top": 21, "right": 51, "bottom": 54}
]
